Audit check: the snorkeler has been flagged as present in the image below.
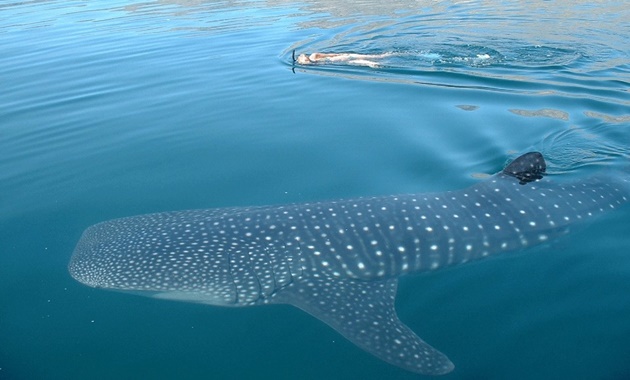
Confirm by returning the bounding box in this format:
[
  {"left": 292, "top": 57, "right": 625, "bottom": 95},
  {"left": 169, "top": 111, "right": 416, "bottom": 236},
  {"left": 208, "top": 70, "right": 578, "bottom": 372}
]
[{"left": 294, "top": 51, "right": 392, "bottom": 68}]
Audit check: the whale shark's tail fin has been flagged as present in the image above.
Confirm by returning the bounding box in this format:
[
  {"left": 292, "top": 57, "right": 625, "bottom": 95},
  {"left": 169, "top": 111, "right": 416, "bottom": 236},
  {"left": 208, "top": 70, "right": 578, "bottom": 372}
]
[{"left": 502, "top": 151, "right": 547, "bottom": 184}]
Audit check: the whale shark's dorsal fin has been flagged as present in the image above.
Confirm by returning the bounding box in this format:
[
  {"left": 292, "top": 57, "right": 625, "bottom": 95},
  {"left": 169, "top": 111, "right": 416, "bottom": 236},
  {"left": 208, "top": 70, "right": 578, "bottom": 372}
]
[
  {"left": 502, "top": 151, "right": 547, "bottom": 184},
  {"left": 270, "top": 277, "right": 454, "bottom": 375}
]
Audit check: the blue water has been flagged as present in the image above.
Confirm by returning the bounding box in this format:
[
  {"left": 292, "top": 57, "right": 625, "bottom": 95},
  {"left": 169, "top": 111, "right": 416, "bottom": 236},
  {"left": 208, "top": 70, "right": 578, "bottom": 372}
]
[{"left": 1, "top": 1, "right": 629, "bottom": 379}]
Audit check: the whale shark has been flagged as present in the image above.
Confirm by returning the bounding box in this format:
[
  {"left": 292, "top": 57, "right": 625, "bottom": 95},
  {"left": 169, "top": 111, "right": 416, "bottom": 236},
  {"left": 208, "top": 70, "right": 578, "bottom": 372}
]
[{"left": 69, "top": 152, "right": 629, "bottom": 375}]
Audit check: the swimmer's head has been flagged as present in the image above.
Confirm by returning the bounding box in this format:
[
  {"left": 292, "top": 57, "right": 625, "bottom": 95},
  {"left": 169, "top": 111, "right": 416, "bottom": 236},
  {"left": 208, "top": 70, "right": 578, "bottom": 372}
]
[{"left": 296, "top": 53, "right": 312, "bottom": 64}]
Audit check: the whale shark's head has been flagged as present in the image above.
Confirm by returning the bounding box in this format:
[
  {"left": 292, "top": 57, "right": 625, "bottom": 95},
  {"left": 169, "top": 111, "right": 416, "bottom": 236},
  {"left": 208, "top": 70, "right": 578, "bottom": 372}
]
[
  {"left": 69, "top": 209, "right": 303, "bottom": 306},
  {"left": 68, "top": 216, "right": 245, "bottom": 306}
]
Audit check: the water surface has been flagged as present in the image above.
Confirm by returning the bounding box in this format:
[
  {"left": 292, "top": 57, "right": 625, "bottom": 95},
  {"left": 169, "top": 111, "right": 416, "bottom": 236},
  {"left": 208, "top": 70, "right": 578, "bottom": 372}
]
[{"left": 1, "top": 1, "right": 629, "bottom": 379}]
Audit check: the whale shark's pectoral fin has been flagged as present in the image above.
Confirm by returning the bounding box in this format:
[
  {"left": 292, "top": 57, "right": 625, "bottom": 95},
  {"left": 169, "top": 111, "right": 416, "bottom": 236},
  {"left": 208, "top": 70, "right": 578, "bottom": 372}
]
[{"left": 270, "top": 277, "right": 454, "bottom": 375}]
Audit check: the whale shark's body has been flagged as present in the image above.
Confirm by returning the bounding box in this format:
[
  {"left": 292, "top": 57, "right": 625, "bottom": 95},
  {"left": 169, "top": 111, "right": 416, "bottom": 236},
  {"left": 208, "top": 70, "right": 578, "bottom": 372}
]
[{"left": 69, "top": 152, "right": 629, "bottom": 375}]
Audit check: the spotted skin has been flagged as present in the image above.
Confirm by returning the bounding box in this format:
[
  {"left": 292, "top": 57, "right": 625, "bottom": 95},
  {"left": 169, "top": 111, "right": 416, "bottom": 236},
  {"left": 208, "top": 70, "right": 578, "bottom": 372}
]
[{"left": 69, "top": 152, "right": 629, "bottom": 375}]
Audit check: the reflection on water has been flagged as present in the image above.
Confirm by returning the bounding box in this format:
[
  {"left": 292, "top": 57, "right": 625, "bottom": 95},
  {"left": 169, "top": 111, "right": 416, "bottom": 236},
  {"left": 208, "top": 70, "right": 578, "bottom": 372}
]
[
  {"left": 585, "top": 111, "right": 630, "bottom": 123},
  {"left": 508, "top": 108, "right": 570, "bottom": 121}
]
